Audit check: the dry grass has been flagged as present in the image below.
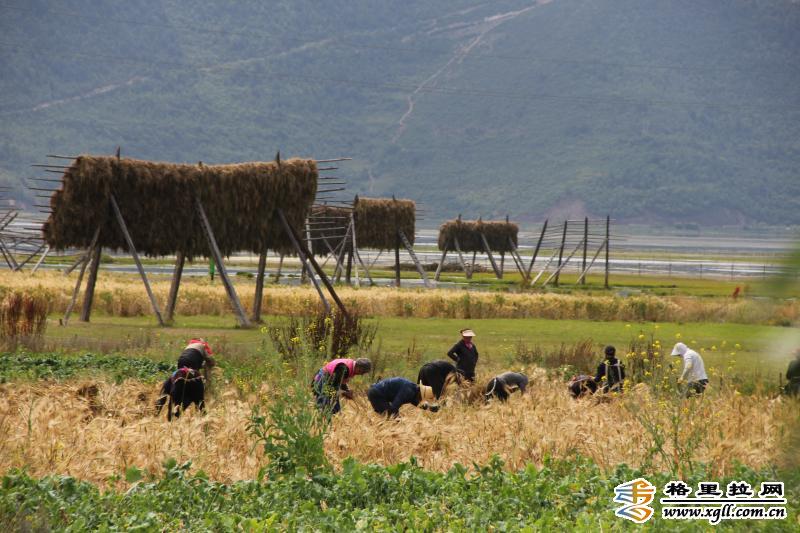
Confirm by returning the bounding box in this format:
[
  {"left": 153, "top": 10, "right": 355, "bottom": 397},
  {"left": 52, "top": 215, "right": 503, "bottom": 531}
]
[
  {"left": 0, "top": 373, "right": 791, "bottom": 487},
  {"left": 3, "top": 271, "right": 796, "bottom": 324}
]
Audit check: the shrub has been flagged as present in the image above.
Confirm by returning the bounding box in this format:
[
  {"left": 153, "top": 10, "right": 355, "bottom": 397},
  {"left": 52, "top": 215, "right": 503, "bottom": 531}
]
[{"left": 0, "top": 291, "right": 48, "bottom": 351}]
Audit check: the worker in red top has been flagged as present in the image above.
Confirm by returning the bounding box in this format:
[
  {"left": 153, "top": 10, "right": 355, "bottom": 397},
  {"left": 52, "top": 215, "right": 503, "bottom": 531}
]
[{"left": 312, "top": 357, "right": 372, "bottom": 414}]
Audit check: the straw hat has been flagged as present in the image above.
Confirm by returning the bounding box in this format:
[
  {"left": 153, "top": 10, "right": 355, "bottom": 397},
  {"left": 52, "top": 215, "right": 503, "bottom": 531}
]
[
  {"left": 460, "top": 329, "right": 476, "bottom": 338},
  {"left": 418, "top": 383, "right": 435, "bottom": 402}
]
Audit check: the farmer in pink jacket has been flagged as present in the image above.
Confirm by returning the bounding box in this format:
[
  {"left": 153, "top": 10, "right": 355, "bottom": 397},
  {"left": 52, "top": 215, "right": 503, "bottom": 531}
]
[{"left": 312, "top": 357, "right": 372, "bottom": 414}]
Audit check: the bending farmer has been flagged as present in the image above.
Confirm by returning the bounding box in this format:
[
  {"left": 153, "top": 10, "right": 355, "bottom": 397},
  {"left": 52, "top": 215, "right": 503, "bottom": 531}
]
[
  {"left": 671, "top": 342, "right": 708, "bottom": 396},
  {"left": 367, "top": 377, "right": 436, "bottom": 418},
  {"left": 312, "top": 357, "right": 372, "bottom": 414}
]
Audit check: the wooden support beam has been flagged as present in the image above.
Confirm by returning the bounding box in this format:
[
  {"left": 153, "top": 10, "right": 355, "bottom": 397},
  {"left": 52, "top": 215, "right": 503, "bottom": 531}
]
[
  {"left": 479, "top": 233, "right": 502, "bottom": 279},
  {"left": 507, "top": 238, "right": 528, "bottom": 280},
  {"left": 79, "top": 239, "right": 102, "bottom": 322},
  {"left": 543, "top": 239, "right": 584, "bottom": 287},
  {"left": 110, "top": 193, "right": 165, "bottom": 326},
  {"left": 604, "top": 215, "right": 610, "bottom": 289},
  {"left": 555, "top": 221, "right": 568, "bottom": 287},
  {"left": 14, "top": 243, "right": 46, "bottom": 271},
  {"left": 471, "top": 251, "right": 477, "bottom": 278},
  {"left": 30, "top": 245, "right": 50, "bottom": 273},
  {"left": 526, "top": 219, "right": 548, "bottom": 278},
  {"left": 63, "top": 256, "right": 88, "bottom": 326},
  {"left": 251, "top": 249, "right": 267, "bottom": 323},
  {"left": 64, "top": 226, "right": 100, "bottom": 325},
  {"left": 278, "top": 209, "right": 350, "bottom": 318},
  {"left": 273, "top": 254, "right": 285, "bottom": 283},
  {"left": 581, "top": 216, "right": 588, "bottom": 285},
  {"left": 530, "top": 248, "right": 559, "bottom": 286},
  {"left": 64, "top": 253, "right": 88, "bottom": 275},
  {"left": 576, "top": 240, "right": 607, "bottom": 284},
  {"left": 195, "top": 197, "right": 251, "bottom": 328},
  {"left": 398, "top": 230, "right": 431, "bottom": 288},
  {"left": 394, "top": 235, "right": 401, "bottom": 288},
  {"left": 434, "top": 244, "right": 449, "bottom": 282},
  {"left": 453, "top": 237, "right": 470, "bottom": 279},
  {"left": 165, "top": 251, "right": 185, "bottom": 323}
]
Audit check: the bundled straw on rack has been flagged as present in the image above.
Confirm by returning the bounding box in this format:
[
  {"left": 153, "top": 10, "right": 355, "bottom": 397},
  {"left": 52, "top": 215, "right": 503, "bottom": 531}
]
[
  {"left": 437, "top": 219, "right": 518, "bottom": 252},
  {"left": 43, "top": 155, "right": 317, "bottom": 258}
]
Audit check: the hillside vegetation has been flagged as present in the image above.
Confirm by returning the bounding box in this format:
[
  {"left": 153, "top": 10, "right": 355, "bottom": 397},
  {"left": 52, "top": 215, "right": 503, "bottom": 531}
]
[{"left": 2, "top": 0, "right": 799, "bottom": 225}]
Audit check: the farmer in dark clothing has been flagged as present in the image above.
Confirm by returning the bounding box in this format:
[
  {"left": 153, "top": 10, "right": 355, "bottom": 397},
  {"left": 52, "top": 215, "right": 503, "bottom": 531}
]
[
  {"left": 156, "top": 339, "right": 216, "bottom": 416},
  {"left": 484, "top": 371, "right": 528, "bottom": 402},
  {"left": 595, "top": 345, "right": 625, "bottom": 393},
  {"left": 312, "top": 357, "right": 372, "bottom": 414},
  {"left": 418, "top": 360, "right": 462, "bottom": 399},
  {"left": 447, "top": 328, "right": 478, "bottom": 381},
  {"left": 784, "top": 350, "right": 800, "bottom": 396},
  {"left": 367, "top": 377, "right": 436, "bottom": 418}
]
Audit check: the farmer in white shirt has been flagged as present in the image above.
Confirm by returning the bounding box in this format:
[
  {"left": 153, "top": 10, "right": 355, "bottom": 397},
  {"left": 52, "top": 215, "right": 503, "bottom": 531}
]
[{"left": 671, "top": 342, "right": 709, "bottom": 396}]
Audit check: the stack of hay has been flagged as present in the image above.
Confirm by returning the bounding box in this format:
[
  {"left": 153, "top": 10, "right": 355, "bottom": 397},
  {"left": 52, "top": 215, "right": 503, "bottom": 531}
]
[
  {"left": 437, "top": 219, "right": 518, "bottom": 252},
  {"left": 43, "top": 155, "right": 318, "bottom": 258}
]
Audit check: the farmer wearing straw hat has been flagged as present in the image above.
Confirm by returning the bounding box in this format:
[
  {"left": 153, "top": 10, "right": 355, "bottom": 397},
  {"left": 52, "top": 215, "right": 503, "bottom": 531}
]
[
  {"left": 447, "top": 328, "right": 479, "bottom": 382},
  {"left": 671, "top": 342, "right": 708, "bottom": 396},
  {"left": 312, "top": 357, "right": 372, "bottom": 415},
  {"left": 367, "top": 377, "right": 437, "bottom": 417}
]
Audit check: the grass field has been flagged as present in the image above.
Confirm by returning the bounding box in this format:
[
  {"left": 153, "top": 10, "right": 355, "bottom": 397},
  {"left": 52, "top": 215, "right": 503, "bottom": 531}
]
[{"left": 1, "top": 268, "right": 799, "bottom": 530}]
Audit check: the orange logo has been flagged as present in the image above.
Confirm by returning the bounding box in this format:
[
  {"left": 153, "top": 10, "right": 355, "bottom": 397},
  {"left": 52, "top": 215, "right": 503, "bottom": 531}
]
[{"left": 614, "top": 478, "right": 656, "bottom": 523}]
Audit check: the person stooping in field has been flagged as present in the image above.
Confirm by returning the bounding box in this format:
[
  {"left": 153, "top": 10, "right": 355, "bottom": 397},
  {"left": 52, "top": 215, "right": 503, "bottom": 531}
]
[
  {"left": 594, "top": 345, "right": 625, "bottom": 393},
  {"left": 783, "top": 349, "right": 800, "bottom": 396},
  {"left": 156, "top": 338, "right": 216, "bottom": 419},
  {"left": 312, "top": 358, "right": 372, "bottom": 415},
  {"left": 484, "top": 371, "right": 528, "bottom": 402},
  {"left": 568, "top": 374, "right": 598, "bottom": 399},
  {"left": 367, "top": 377, "right": 437, "bottom": 418},
  {"left": 417, "top": 360, "right": 462, "bottom": 399},
  {"left": 671, "top": 342, "right": 708, "bottom": 396},
  {"left": 447, "top": 328, "right": 478, "bottom": 382}
]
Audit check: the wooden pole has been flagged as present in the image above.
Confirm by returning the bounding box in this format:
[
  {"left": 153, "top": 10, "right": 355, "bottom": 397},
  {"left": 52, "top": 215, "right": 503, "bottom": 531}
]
[
  {"left": 65, "top": 226, "right": 100, "bottom": 325},
  {"left": 251, "top": 249, "right": 267, "bottom": 323},
  {"left": 530, "top": 248, "right": 560, "bottom": 287},
  {"left": 453, "top": 237, "right": 470, "bottom": 279},
  {"left": 345, "top": 249, "right": 353, "bottom": 284},
  {"left": 398, "top": 230, "right": 431, "bottom": 288},
  {"left": 349, "top": 212, "right": 359, "bottom": 287},
  {"left": 507, "top": 238, "right": 528, "bottom": 280},
  {"left": 395, "top": 234, "right": 401, "bottom": 288},
  {"left": 555, "top": 221, "right": 568, "bottom": 287},
  {"left": 543, "top": 239, "right": 584, "bottom": 287},
  {"left": 526, "top": 219, "right": 548, "bottom": 278},
  {"left": 332, "top": 222, "right": 351, "bottom": 282},
  {"left": 500, "top": 252, "right": 505, "bottom": 279},
  {"left": 471, "top": 251, "right": 477, "bottom": 278},
  {"left": 278, "top": 209, "right": 349, "bottom": 318},
  {"left": 581, "top": 216, "right": 588, "bottom": 285},
  {"left": 576, "top": 240, "right": 606, "bottom": 284},
  {"left": 165, "top": 251, "right": 185, "bottom": 323},
  {"left": 604, "top": 215, "right": 610, "bottom": 289},
  {"left": 109, "top": 193, "right": 165, "bottom": 326},
  {"left": 30, "top": 245, "right": 50, "bottom": 274},
  {"left": 79, "top": 239, "right": 102, "bottom": 322},
  {"left": 434, "top": 244, "right": 449, "bottom": 282},
  {"left": 13, "top": 243, "right": 46, "bottom": 271},
  {"left": 480, "top": 233, "right": 502, "bottom": 279},
  {"left": 195, "top": 196, "right": 251, "bottom": 328},
  {"left": 273, "top": 253, "right": 285, "bottom": 283},
  {"left": 63, "top": 256, "right": 88, "bottom": 326}
]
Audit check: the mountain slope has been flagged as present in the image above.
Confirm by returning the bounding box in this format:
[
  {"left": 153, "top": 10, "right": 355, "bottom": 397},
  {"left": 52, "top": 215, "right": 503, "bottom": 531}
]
[{"left": 1, "top": 0, "right": 799, "bottom": 226}]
